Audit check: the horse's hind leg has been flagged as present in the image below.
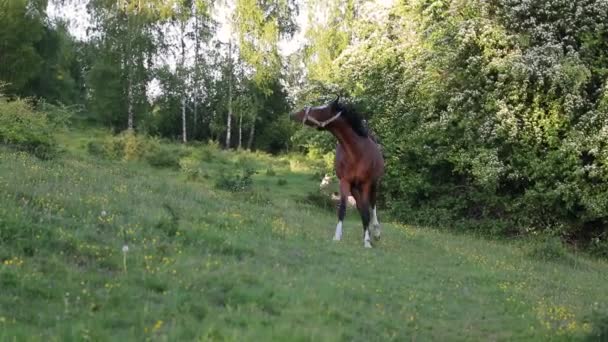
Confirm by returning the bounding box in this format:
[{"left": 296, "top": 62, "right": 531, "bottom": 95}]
[
  {"left": 353, "top": 183, "right": 372, "bottom": 248},
  {"left": 370, "top": 182, "right": 381, "bottom": 240},
  {"left": 334, "top": 179, "right": 350, "bottom": 241},
  {"left": 360, "top": 201, "right": 372, "bottom": 248}
]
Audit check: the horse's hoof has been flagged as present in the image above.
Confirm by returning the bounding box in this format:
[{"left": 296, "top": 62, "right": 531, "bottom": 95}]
[
  {"left": 372, "top": 225, "right": 381, "bottom": 239},
  {"left": 364, "top": 240, "right": 372, "bottom": 248}
]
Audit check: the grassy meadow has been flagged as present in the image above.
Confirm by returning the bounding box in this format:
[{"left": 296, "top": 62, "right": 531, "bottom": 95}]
[{"left": 1, "top": 128, "right": 608, "bottom": 341}]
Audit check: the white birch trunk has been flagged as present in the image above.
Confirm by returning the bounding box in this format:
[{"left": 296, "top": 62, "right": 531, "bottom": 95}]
[
  {"left": 193, "top": 8, "right": 199, "bottom": 138},
  {"left": 225, "top": 39, "right": 233, "bottom": 148},
  {"left": 182, "top": 98, "right": 187, "bottom": 143},
  {"left": 180, "top": 19, "right": 187, "bottom": 143}
]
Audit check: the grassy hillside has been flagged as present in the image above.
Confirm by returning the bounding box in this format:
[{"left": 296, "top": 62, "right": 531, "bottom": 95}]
[{"left": 1, "top": 128, "right": 607, "bottom": 341}]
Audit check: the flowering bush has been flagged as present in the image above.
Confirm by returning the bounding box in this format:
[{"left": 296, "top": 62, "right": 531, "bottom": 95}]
[{"left": 327, "top": 0, "right": 608, "bottom": 244}]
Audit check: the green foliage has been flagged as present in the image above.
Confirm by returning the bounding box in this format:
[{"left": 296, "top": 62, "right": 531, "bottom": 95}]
[
  {"left": 303, "top": 0, "right": 355, "bottom": 84},
  {"left": 302, "top": 191, "right": 335, "bottom": 212},
  {"left": 215, "top": 167, "right": 256, "bottom": 192},
  {"left": 255, "top": 115, "right": 295, "bottom": 153},
  {"left": 89, "top": 132, "right": 176, "bottom": 164},
  {"left": 0, "top": 0, "right": 45, "bottom": 94},
  {"left": 86, "top": 140, "right": 105, "bottom": 157},
  {"left": 588, "top": 238, "right": 608, "bottom": 260},
  {"left": 527, "top": 237, "right": 575, "bottom": 265},
  {"left": 290, "top": 127, "right": 335, "bottom": 155},
  {"left": 179, "top": 156, "right": 202, "bottom": 180},
  {"left": 0, "top": 98, "right": 56, "bottom": 159},
  {"left": 28, "top": 22, "right": 85, "bottom": 103},
  {"left": 146, "top": 145, "right": 182, "bottom": 169},
  {"left": 233, "top": 0, "right": 296, "bottom": 93},
  {"left": 311, "top": 0, "right": 608, "bottom": 244},
  {"left": 0, "top": 2, "right": 84, "bottom": 103},
  {"left": 38, "top": 101, "right": 77, "bottom": 128},
  {"left": 103, "top": 131, "right": 151, "bottom": 161},
  {"left": 276, "top": 178, "right": 287, "bottom": 186},
  {"left": 587, "top": 309, "right": 608, "bottom": 341}
]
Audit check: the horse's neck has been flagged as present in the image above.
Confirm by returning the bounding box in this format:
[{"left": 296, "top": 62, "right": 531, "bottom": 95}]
[{"left": 330, "top": 123, "right": 365, "bottom": 161}]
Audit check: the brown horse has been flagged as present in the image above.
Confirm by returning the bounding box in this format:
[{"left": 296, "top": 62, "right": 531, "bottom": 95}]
[{"left": 290, "top": 97, "right": 384, "bottom": 248}]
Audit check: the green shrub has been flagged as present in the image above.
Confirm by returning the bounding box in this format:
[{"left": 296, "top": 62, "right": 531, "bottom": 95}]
[
  {"left": 588, "top": 239, "right": 608, "bottom": 260},
  {"left": 527, "top": 237, "right": 575, "bottom": 265},
  {"left": 215, "top": 167, "right": 256, "bottom": 192},
  {"left": 310, "top": 170, "right": 325, "bottom": 181},
  {"left": 0, "top": 98, "right": 56, "bottom": 159},
  {"left": 90, "top": 131, "right": 154, "bottom": 161},
  {"left": 236, "top": 155, "right": 256, "bottom": 170},
  {"left": 146, "top": 146, "right": 181, "bottom": 169},
  {"left": 120, "top": 131, "right": 148, "bottom": 161},
  {"left": 331, "top": 0, "right": 608, "bottom": 247},
  {"left": 587, "top": 309, "right": 608, "bottom": 341},
  {"left": 277, "top": 178, "right": 287, "bottom": 186},
  {"left": 179, "top": 157, "right": 202, "bottom": 181},
  {"left": 87, "top": 141, "right": 105, "bottom": 156},
  {"left": 38, "top": 101, "right": 77, "bottom": 128},
  {"left": 200, "top": 148, "right": 215, "bottom": 162},
  {"left": 266, "top": 168, "right": 277, "bottom": 176},
  {"left": 302, "top": 191, "right": 335, "bottom": 212}
]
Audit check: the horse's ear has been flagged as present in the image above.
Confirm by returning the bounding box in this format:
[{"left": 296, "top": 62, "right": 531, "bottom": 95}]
[{"left": 333, "top": 95, "right": 340, "bottom": 104}]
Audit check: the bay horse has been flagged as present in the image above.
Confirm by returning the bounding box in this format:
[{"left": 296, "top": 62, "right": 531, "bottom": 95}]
[{"left": 290, "top": 96, "right": 384, "bottom": 248}]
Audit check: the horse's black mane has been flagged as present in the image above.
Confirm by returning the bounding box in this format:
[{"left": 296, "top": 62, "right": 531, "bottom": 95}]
[{"left": 332, "top": 101, "right": 368, "bottom": 137}]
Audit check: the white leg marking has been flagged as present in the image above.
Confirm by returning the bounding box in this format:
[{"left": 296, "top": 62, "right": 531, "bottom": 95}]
[
  {"left": 371, "top": 207, "right": 379, "bottom": 225},
  {"left": 333, "top": 221, "right": 343, "bottom": 241},
  {"left": 364, "top": 229, "right": 372, "bottom": 248},
  {"left": 371, "top": 206, "right": 381, "bottom": 240}
]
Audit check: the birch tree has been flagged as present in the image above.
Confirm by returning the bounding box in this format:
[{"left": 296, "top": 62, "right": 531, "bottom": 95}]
[{"left": 232, "top": 0, "right": 296, "bottom": 149}]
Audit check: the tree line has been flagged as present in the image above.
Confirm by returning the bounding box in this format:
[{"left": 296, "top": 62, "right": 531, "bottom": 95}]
[{"left": 0, "top": 0, "right": 296, "bottom": 153}]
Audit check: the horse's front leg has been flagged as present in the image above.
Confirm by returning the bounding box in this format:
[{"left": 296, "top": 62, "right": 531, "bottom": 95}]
[{"left": 333, "top": 179, "right": 350, "bottom": 241}]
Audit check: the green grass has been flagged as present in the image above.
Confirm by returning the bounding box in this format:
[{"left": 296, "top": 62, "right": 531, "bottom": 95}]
[{"left": 1, "top": 128, "right": 608, "bottom": 341}]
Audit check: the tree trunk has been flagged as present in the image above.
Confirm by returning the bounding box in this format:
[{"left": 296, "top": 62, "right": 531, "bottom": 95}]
[
  {"left": 127, "top": 73, "right": 134, "bottom": 131},
  {"left": 193, "top": 100, "right": 197, "bottom": 140},
  {"left": 225, "top": 39, "right": 233, "bottom": 148},
  {"left": 182, "top": 98, "right": 187, "bottom": 143},
  {"left": 126, "top": 12, "right": 134, "bottom": 131},
  {"left": 238, "top": 112, "right": 243, "bottom": 149},
  {"left": 180, "top": 18, "right": 187, "bottom": 143},
  {"left": 247, "top": 117, "right": 255, "bottom": 150},
  {"left": 226, "top": 104, "right": 232, "bottom": 148},
  {"left": 193, "top": 8, "right": 200, "bottom": 139}
]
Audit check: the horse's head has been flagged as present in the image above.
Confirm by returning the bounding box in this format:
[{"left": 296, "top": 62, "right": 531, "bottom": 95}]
[{"left": 290, "top": 96, "right": 342, "bottom": 129}]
